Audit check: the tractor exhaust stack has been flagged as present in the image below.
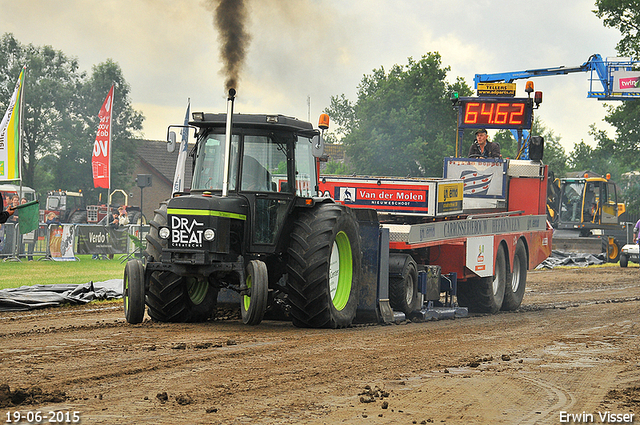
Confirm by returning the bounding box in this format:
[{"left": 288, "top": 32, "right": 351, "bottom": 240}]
[{"left": 222, "top": 88, "right": 236, "bottom": 197}]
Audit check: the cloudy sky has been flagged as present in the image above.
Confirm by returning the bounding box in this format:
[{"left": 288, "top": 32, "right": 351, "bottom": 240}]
[{"left": 0, "top": 0, "right": 624, "bottom": 153}]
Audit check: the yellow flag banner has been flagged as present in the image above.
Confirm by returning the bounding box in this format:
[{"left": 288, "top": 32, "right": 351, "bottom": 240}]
[{"left": 0, "top": 67, "right": 25, "bottom": 181}]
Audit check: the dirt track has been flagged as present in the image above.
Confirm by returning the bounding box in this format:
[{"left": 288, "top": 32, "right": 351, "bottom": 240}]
[{"left": 1, "top": 265, "right": 639, "bottom": 424}]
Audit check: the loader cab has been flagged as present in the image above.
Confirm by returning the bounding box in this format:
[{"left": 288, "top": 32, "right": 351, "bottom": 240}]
[
  {"left": 556, "top": 177, "right": 620, "bottom": 229},
  {"left": 188, "top": 114, "right": 319, "bottom": 252}
]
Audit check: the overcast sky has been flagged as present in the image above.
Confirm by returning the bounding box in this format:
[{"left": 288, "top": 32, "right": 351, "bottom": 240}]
[{"left": 0, "top": 0, "right": 625, "bottom": 154}]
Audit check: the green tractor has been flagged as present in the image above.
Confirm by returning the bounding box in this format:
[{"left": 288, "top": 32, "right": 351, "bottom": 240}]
[{"left": 124, "top": 91, "right": 363, "bottom": 328}]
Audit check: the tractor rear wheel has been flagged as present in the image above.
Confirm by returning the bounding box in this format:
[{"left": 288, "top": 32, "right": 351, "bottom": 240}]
[
  {"left": 501, "top": 241, "right": 527, "bottom": 311},
  {"left": 389, "top": 254, "right": 421, "bottom": 314},
  {"left": 241, "top": 260, "right": 268, "bottom": 325},
  {"left": 145, "top": 202, "right": 218, "bottom": 322},
  {"left": 123, "top": 259, "right": 145, "bottom": 323},
  {"left": 287, "top": 204, "right": 361, "bottom": 328},
  {"left": 458, "top": 245, "right": 507, "bottom": 314}
]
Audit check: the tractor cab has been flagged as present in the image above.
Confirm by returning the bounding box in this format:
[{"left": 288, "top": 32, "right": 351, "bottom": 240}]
[{"left": 161, "top": 110, "right": 324, "bottom": 273}]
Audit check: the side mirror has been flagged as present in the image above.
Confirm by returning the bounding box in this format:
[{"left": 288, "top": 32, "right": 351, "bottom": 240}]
[
  {"left": 167, "top": 131, "right": 177, "bottom": 153},
  {"left": 311, "top": 134, "right": 325, "bottom": 158}
]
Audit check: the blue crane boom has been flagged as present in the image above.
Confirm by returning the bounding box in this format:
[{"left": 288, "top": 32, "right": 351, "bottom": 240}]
[{"left": 474, "top": 54, "right": 640, "bottom": 101}]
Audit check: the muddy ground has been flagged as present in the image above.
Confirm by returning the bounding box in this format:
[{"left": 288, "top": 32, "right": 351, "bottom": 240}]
[{"left": 1, "top": 264, "right": 639, "bottom": 425}]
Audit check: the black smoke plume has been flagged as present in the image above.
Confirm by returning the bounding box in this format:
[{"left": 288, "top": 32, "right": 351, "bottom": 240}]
[{"left": 210, "top": 0, "right": 251, "bottom": 92}]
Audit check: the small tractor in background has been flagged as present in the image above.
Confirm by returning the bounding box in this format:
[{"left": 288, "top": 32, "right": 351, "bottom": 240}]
[{"left": 44, "top": 189, "right": 144, "bottom": 224}]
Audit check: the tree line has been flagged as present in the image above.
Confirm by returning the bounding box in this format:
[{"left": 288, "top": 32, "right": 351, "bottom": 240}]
[{"left": 0, "top": 33, "right": 143, "bottom": 204}]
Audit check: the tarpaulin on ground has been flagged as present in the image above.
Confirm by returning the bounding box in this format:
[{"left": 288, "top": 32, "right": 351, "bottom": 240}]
[
  {"left": 535, "top": 250, "right": 605, "bottom": 269},
  {"left": 0, "top": 279, "right": 122, "bottom": 312}
]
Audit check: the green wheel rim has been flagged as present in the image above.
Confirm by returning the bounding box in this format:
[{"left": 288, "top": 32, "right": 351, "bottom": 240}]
[
  {"left": 187, "top": 278, "right": 208, "bottom": 305},
  {"left": 328, "top": 230, "right": 353, "bottom": 311},
  {"left": 124, "top": 275, "right": 130, "bottom": 311},
  {"left": 243, "top": 274, "right": 252, "bottom": 311}
]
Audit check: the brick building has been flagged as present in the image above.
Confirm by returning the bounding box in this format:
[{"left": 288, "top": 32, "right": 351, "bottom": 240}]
[{"left": 132, "top": 140, "right": 193, "bottom": 220}]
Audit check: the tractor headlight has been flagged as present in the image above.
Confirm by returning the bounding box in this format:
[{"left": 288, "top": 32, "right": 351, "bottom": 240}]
[
  {"left": 158, "top": 227, "right": 170, "bottom": 240},
  {"left": 204, "top": 228, "right": 215, "bottom": 241}
]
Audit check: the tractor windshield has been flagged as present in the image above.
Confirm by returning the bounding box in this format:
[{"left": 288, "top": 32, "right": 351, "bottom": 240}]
[{"left": 192, "top": 133, "right": 240, "bottom": 191}]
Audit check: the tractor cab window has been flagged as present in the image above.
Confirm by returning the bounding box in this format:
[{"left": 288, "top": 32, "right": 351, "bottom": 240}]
[
  {"left": 295, "top": 136, "right": 316, "bottom": 197},
  {"left": 192, "top": 133, "right": 239, "bottom": 191},
  {"left": 241, "top": 135, "right": 286, "bottom": 192}
]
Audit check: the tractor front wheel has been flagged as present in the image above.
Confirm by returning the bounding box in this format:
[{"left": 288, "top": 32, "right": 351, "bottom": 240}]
[
  {"left": 241, "top": 260, "right": 268, "bottom": 325},
  {"left": 123, "top": 259, "right": 145, "bottom": 323}
]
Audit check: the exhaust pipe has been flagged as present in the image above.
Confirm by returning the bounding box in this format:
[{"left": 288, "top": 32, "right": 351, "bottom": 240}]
[{"left": 222, "top": 88, "right": 236, "bottom": 197}]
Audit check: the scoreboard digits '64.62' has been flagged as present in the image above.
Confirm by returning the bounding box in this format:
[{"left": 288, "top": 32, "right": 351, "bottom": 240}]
[{"left": 457, "top": 98, "right": 533, "bottom": 129}]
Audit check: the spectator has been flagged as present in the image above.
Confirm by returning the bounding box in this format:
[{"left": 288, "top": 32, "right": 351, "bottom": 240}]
[
  {"left": 118, "top": 206, "right": 129, "bottom": 226},
  {"left": 45, "top": 212, "right": 61, "bottom": 225},
  {"left": 109, "top": 210, "right": 120, "bottom": 227},
  {"left": 0, "top": 196, "right": 15, "bottom": 224},
  {"left": 633, "top": 218, "right": 640, "bottom": 244},
  {"left": 8, "top": 195, "right": 19, "bottom": 223}
]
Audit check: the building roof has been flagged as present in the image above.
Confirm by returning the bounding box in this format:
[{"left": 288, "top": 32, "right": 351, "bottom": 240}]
[{"left": 136, "top": 139, "right": 193, "bottom": 188}]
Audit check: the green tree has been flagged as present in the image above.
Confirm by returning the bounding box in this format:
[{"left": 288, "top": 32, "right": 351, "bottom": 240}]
[
  {"left": 594, "top": 0, "right": 640, "bottom": 58},
  {"left": 593, "top": 2, "right": 640, "bottom": 216},
  {"left": 483, "top": 118, "right": 568, "bottom": 177},
  {"left": 0, "top": 33, "right": 83, "bottom": 190},
  {"left": 325, "top": 54, "right": 473, "bottom": 177},
  {"left": 57, "top": 59, "right": 144, "bottom": 203},
  {"left": 0, "top": 34, "right": 144, "bottom": 202}
]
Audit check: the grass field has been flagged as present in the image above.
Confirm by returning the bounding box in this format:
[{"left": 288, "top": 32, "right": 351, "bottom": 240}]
[{"left": 0, "top": 255, "right": 126, "bottom": 290}]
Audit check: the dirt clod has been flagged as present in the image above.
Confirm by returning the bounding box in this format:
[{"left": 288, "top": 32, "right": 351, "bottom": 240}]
[{"left": 156, "top": 392, "right": 168, "bottom": 403}]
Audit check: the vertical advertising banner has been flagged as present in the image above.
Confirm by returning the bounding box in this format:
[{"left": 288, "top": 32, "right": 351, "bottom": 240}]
[
  {"left": 92, "top": 85, "right": 114, "bottom": 189},
  {"left": 0, "top": 67, "right": 25, "bottom": 181}
]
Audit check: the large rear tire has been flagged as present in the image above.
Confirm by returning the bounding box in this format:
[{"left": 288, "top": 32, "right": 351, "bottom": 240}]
[
  {"left": 123, "top": 259, "right": 145, "bottom": 324},
  {"left": 287, "top": 204, "right": 361, "bottom": 328},
  {"left": 458, "top": 245, "right": 507, "bottom": 314},
  {"left": 145, "top": 201, "right": 218, "bottom": 322},
  {"left": 389, "top": 254, "right": 421, "bottom": 314},
  {"left": 241, "top": 260, "right": 268, "bottom": 325},
  {"left": 501, "top": 241, "right": 527, "bottom": 311}
]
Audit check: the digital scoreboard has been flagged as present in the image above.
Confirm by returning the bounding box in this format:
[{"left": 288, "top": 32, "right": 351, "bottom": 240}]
[{"left": 457, "top": 97, "right": 533, "bottom": 130}]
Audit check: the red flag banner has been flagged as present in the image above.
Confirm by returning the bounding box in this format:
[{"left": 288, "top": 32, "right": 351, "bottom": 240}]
[{"left": 92, "top": 85, "right": 114, "bottom": 189}]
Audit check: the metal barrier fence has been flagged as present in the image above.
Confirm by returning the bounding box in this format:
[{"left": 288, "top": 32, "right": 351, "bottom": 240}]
[{"left": 0, "top": 222, "right": 149, "bottom": 262}]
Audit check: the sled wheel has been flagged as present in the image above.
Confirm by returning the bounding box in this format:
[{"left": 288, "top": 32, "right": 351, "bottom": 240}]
[
  {"left": 287, "top": 204, "right": 361, "bottom": 328},
  {"left": 389, "top": 254, "right": 421, "bottom": 314},
  {"left": 459, "top": 244, "right": 507, "bottom": 314},
  {"left": 241, "top": 260, "right": 268, "bottom": 325},
  {"left": 502, "top": 241, "right": 527, "bottom": 311},
  {"left": 123, "top": 259, "right": 145, "bottom": 324}
]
